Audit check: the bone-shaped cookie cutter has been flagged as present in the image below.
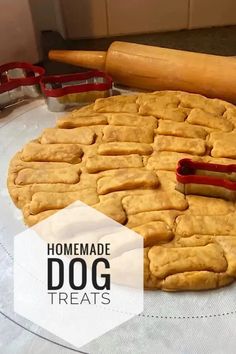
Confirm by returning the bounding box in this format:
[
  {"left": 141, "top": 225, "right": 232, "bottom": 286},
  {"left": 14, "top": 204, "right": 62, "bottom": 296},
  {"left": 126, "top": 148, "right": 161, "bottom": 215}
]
[
  {"left": 40, "top": 70, "right": 113, "bottom": 112},
  {"left": 0, "top": 62, "right": 45, "bottom": 109},
  {"left": 176, "top": 158, "right": 236, "bottom": 201}
]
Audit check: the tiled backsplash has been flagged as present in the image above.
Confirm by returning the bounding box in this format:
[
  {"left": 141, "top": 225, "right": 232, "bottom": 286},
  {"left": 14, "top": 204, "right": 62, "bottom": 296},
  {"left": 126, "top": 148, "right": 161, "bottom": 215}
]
[
  {"left": 106, "top": 0, "right": 189, "bottom": 36},
  {"left": 60, "top": 0, "right": 108, "bottom": 39},
  {"left": 60, "top": 0, "right": 236, "bottom": 39},
  {"left": 189, "top": 0, "right": 236, "bottom": 28}
]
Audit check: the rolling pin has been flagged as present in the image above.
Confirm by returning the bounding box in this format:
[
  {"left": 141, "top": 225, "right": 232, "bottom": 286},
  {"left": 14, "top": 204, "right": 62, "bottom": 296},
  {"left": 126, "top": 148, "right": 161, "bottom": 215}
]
[{"left": 49, "top": 41, "right": 236, "bottom": 103}]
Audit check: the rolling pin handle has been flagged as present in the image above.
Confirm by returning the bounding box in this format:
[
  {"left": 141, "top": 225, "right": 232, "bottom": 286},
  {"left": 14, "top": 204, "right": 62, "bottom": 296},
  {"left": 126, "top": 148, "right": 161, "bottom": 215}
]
[{"left": 48, "top": 50, "right": 107, "bottom": 71}]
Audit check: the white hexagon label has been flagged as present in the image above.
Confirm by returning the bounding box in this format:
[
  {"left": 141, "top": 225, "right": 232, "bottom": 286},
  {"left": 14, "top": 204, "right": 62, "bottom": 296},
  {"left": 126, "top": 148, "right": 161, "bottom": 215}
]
[{"left": 14, "top": 201, "right": 143, "bottom": 348}]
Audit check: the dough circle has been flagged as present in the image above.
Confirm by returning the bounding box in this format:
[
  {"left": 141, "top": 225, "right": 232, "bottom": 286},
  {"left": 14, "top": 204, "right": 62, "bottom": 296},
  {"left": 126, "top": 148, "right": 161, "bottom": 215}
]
[{"left": 8, "top": 91, "right": 236, "bottom": 291}]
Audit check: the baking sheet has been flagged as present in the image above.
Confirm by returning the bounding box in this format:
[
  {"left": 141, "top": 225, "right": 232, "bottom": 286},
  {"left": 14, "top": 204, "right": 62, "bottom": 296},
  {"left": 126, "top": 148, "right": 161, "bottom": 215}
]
[{"left": 0, "top": 99, "right": 236, "bottom": 354}]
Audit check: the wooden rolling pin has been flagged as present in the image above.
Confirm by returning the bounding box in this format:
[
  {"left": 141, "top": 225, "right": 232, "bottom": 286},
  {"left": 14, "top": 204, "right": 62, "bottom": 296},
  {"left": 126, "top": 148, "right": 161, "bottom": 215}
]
[{"left": 49, "top": 41, "right": 236, "bottom": 103}]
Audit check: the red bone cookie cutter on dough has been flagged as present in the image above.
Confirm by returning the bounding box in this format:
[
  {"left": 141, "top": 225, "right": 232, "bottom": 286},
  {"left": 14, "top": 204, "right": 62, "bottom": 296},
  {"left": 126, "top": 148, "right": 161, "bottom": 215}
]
[{"left": 176, "top": 158, "right": 236, "bottom": 201}]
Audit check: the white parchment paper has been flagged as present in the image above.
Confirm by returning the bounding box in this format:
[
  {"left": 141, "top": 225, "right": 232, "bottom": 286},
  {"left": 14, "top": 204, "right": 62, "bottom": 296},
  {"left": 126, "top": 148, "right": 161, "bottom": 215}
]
[{"left": 0, "top": 99, "right": 236, "bottom": 354}]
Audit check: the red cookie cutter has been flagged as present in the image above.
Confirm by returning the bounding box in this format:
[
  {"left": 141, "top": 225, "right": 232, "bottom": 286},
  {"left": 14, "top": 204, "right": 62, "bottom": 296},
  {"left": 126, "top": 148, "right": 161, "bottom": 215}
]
[
  {"left": 40, "top": 70, "right": 113, "bottom": 112},
  {"left": 0, "top": 62, "right": 45, "bottom": 109},
  {"left": 176, "top": 158, "right": 236, "bottom": 201}
]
